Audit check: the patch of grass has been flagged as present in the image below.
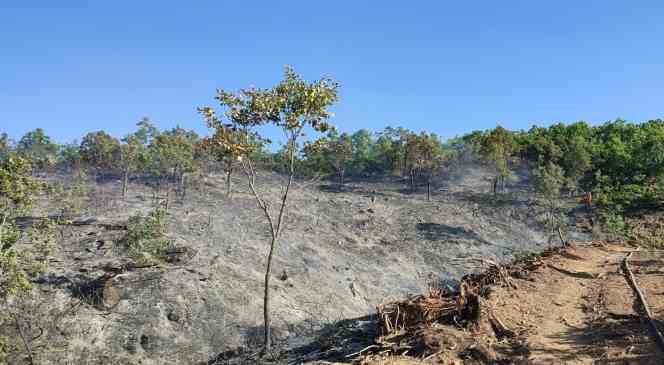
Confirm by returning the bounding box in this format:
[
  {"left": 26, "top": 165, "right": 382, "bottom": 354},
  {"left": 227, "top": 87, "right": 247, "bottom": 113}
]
[{"left": 124, "top": 208, "right": 172, "bottom": 265}]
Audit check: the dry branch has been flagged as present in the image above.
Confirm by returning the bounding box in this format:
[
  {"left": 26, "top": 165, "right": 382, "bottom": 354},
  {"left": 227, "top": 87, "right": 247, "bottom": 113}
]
[{"left": 621, "top": 251, "right": 664, "bottom": 352}]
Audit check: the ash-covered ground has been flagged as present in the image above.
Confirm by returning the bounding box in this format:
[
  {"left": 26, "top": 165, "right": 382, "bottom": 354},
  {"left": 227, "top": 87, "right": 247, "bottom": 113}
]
[{"left": 8, "top": 164, "right": 591, "bottom": 364}]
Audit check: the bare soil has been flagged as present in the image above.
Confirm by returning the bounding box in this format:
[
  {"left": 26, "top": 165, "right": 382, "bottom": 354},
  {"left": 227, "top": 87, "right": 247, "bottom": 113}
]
[{"left": 339, "top": 242, "right": 664, "bottom": 365}]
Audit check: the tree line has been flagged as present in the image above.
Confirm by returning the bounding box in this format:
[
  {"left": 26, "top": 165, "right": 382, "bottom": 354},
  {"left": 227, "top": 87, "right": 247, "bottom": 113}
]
[
  {"left": 2, "top": 118, "right": 663, "bottom": 215},
  {"left": 2, "top": 67, "right": 664, "bottom": 355}
]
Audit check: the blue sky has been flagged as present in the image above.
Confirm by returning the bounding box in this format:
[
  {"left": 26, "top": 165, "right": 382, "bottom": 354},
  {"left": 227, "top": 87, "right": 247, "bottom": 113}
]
[{"left": 1, "top": 1, "right": 663, "bottom": 145}]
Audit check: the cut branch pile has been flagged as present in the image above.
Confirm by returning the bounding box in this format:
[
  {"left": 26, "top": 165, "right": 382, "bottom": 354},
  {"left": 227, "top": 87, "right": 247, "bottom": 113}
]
[{"left": 377, "top": 250, "right": 552, "bottom": 338}]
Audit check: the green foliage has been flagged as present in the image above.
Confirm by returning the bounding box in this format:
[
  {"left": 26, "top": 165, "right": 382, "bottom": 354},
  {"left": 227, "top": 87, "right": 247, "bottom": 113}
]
[
  {"left": 479, "top": 125, "right": 514, "bottom": 193},
  {"left": 0, "top": 153, "right": 56, "bottom": 300},
  {"left": 149, "top": 127, "right": 199, "bottom": 177},
  {"left": 57, "top": 141, "right": 83, "bottom": 168},
  {"left": 0, "top": 133, "right": 11, "bottom": 159},
  {"left": 601, "top": 211, "right": 627, "bottom": 236},
  {"left": 304, "top": 131, "right": 353, "bottom": 183},
  {"left": 79, "top": 130, "right": 121, "bottom": 171},
  {"left": 124, "top": 208, "right": 171, "bottom": 265},
  {"left": 48, "top": 169, "right": 90, "bottom": 217},
  {"left": 532, "top": 162, "right": 566, "bottom": 231},
  {"left": 16, "top": 128, "right": 58, "bottom": 171}
]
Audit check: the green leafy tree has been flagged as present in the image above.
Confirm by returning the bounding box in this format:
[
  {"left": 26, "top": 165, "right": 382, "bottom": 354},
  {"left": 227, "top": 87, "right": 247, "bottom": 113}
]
[
  {"left": 16, "top": 128, "right": 58, "bottom": 171},
  {"left": 119, "top": 135, "right": 143, "bottom": 198},
  {"left": 480, "top": 126, "right": 514, "bottom": 195},
  {"left": 306, "top": 132, "right": 353, "bottom": 185},
  {"left": 532, "top": 161, "right": 567, "bottom": 242},
  {"left": 200, "top": 66, "right": 338, "bottom": 351},
  {"left": 150, "top": 127, "right": 199, "bottom": 198},
  {"left": 79, "top": 131, "right": 121, "bottom": 177},
  {"left": 413, "top": 132, "right": 445, "bottom": 201},
  {"left": 0, "top": 133, "right": 11, "bottom": 158},
  {"left": 57, "top": 141, "right": 83, "bottom": 170}
]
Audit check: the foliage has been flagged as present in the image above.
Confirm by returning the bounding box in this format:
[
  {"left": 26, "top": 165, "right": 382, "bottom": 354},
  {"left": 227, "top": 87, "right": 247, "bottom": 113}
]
[
  {"left": 124, "top": 208, "right": 171, "bottom": 265},
  {"left": 16, "top": 128, "right": 58, "bottom": 171},
  {"left": 0, "top": 153, "right": 56, "bottom": 300},
  {"left": 479, "top": 125, "right": 514, "bottom": 194},
  {"left": 48, "top": 169, "right": 90, "bottom": 217},
  {"left": 79, "top": 130, "right": 121, "bottom": 172},
  {"left": 532, "top": 161, "right": 566, "bottom": 231}
]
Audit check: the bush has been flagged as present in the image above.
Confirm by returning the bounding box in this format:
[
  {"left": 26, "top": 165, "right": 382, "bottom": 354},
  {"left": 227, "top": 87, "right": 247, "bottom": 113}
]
[{"left": 124, "top": 208, "right": 172, "bottom": 264}]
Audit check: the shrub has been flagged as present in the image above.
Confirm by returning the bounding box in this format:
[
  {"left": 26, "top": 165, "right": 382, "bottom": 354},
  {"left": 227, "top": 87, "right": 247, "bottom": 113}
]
[{"left": 123, "top": 208, "right": 172, "bottom": 264}]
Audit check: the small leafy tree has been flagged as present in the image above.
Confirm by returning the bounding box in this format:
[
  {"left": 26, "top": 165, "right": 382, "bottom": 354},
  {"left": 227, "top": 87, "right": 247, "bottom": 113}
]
[
  {"left": 79, "top": 130, "right": 121, "bottom": 178},
  {"left": 0, "top": 154, "right": 41, "bottom": 298},
  {"left": 413, "top": 132, "right": 444, "bottom": 201},
  {"left": 480, "top": 126, "right": 514, "bottom": 195},
  {"left": 532, "top": 161, "right": 566, "bottom": 242},
  {"left": 119, "top": 135, "right": 142, "bottom": 198},
  {"left": 57, "top": 141, "right": 83, "bottom": 170},
  {"left": 16, "top": 128, "right": 58, "bottom": 172},
  {"left": 200, "top": 66, "right": 338, "bottom": 351},
  {"left": 305, "top": 132, "right": 353, "bottom": 185},
  {"left": 0, "top": 133, "right": 11, "bottom": 158},
  {"left": 150, "top": 127, "right": 198, "bottom": 199},
  {"left": 201, "top": 123, "right": 245, "bottom": 197}
]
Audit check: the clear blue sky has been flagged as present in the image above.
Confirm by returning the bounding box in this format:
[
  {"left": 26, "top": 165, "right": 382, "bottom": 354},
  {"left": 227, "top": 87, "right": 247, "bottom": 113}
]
[{"left": 1, "top": 1, "right": 663, "bottom": 145}]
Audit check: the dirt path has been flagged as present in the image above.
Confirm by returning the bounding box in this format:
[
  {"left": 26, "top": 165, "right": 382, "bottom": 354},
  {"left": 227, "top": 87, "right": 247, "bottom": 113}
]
[
  {"left": 485, "top": 243, "right": 663, "bottom": 364},
  {"left": 341, "top": 243, "right": 664, "bottom": 365}
]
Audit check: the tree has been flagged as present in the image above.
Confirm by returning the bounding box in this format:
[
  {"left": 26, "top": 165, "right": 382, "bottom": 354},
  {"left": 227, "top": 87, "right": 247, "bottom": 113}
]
[
  {"left": 79, "top": 131, "right": 121, "bottom": 177},
  {"left": 306, "top": 132, "right": 353, "bottom": 185},
  {"left": 200, "top": 66, "right": 338, "bottom": 352},
  {"left": 413, "top": 132, "right": 445, "bottom": 201},
  {"left": 119, "top": 135, "right": 142, "bottom": 198},
  {"left": 0, "top": 133, "right": 11, "bottom": 158},
  {"left": 16, "top": 128, "right": 58, "bottom": 172},
  {"left": 0, "top": 153, "right": 43, "bottom": 298},
  {"left": 532, "top": 161, "right": 566, "bottom": 243},
  {"left": 57, "top": 142, "right": 83, "bottom": 170},
  {"left": 134, "top": 117, "right": 159, "bottom": 146},
  {"left": 480, "top": 126, "right": 514, "bottom": 195},
  {"left": 201, "top": 123, "right": 245, "bottom": 197},
  {"left": 150, "top": 127, "right": 199, "bottom": 199}
]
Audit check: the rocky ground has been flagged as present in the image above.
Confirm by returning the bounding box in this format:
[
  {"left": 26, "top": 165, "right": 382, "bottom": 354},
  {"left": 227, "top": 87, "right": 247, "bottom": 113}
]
[{"left": 3, "top": 164, "right": 591, "bottom": 364}]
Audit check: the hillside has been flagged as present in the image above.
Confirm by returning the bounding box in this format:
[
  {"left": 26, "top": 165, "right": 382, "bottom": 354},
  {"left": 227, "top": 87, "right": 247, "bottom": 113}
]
[{"left": 2, "top": 163, "right": 584, "bottom": 364}]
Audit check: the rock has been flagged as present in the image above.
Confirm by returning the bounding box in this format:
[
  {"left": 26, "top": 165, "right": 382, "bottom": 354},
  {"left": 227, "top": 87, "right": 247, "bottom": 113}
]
[
  {"left": 167, "top": 309, "right": 180, "bottom": 322},
  {"left": 101, "top": 277, "right": 121, "bottom": 309}
]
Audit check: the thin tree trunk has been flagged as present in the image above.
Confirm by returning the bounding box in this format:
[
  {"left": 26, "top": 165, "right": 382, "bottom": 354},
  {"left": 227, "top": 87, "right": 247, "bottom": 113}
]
[
  {"left": 410, "top": 171, "right": 415, "bottom": 191},
  {"left": 180, "top": 173, "right": 187, "bottom": 199},
  {"left": 122, "top": 170, "right": 129, "bottom": 199},
  {"left": 263, "top": 234, "right": 276, "bottom": 351},
  {"left": 226, "top": 167, "right": 232, "bottom": 197},
  {"left": 426, "top": 180, "right": 431, "bottom": 201},
  {"left": 340, "top": 169, "right": 344, "bottom": 186}
]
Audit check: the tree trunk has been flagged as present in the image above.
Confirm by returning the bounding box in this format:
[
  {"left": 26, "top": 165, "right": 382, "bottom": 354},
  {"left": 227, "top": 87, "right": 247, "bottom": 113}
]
[
  {"left": 410, "top": 171, "right": 415, "bottom": 191},
  {"left": 261, "top": 138, "right": 297, "bottom": 353},
  {"left": 340, "top": 169, "right": 345, "bottom": 186},
  {"left": 180, "top": 173, "right": 187, "bottom": 199},
  {"left": 426, "top": 180, "right": 431, "bottom": 201},
  {"left": 493, "top": 177, "right": 498, "bottom": 196},
  {"left": 263, "top": 234, "right": 277, "bottom": 351},
  {"left": 122, "top": 170, "right": 129, "bottom": 199},
  {"left": 226, "top": 168, "right": 232, "bottom": 197}
]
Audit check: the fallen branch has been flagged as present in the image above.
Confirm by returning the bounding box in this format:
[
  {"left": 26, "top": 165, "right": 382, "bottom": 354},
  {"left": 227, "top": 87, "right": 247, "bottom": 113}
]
[
  {"left": 622, "top": 251, "right": 664, "bottom": 352},
  {"left": 345, "top": 344, "right": 380, "bottom": 358}
]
